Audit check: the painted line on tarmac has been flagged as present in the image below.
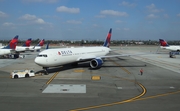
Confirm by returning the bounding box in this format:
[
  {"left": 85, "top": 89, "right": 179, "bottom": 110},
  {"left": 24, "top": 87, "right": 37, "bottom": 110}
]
[
  {"left": 108, "top": 58, "right": 131, "bottom": 74},
  {"left": 46, "top": 72, "right": 59, "bottom": 84},
  {"left": 135, "top": 56, "right": 179, "bottom": 68},
  {"left": 69, "top": 75, "right": 147, "bottom": 111},
  {"left": 136, "top": 90, "right": 180, "bottom": 101}
]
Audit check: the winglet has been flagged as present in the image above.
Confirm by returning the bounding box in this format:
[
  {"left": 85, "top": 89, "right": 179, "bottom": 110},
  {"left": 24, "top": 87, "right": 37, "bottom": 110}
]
[
  {"left": 3, "top": 35, "right": 19, "bottom": 49},
  {"left": 159, "top": 39, "right": 169, "bottom": 47},
  {"left": 103, "top": 28, "right": 112, "bottom": 47},
  {"left": 22, "top": 38, "right": 32, "bottom": 47}
]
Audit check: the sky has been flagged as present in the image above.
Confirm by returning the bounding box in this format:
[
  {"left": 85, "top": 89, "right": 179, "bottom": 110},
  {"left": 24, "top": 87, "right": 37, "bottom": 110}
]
[{"left": 0, "top": 0, "right": 180, "bottom": 41}]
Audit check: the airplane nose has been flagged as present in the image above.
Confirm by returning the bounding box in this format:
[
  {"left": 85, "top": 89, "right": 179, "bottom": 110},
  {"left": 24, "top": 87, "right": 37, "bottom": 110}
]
[{"left": 34, "top": 57, "right": 42, "bottom": 66}]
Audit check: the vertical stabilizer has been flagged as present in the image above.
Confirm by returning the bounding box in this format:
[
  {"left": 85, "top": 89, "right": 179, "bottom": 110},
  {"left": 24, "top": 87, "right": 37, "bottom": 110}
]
[
  {"left": 46, "top": 42, "right": 49, "bottom": 49},
  {"left": 159, "top": 39, "right": 169, "bottom": 47},
  {"left": 38, "top": 39, "right": 45, "bottom": 46},
  {"left": 103, "top": 28, "right": 112, "bottom": 47},
  {"left": 22, "top": 38, "right": 32, "bottom": 47},
  {"left": 3, "top": 35, "right": 19, "bottom": 49}
]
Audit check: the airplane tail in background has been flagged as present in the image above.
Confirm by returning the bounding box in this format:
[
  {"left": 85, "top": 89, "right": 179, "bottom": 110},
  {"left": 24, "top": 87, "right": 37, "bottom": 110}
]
[
  {"left": 3, "top": 35, "right": 19, "bottom": 49},
  {"left": 22, "top": 38, "right": 32, "bottom": 47},
  {"left": 46, "top": 42, "right": 49, "bottom": 49},
  {"left": 38, "top": 39, "right": 45, "bottom": 46},
  {"left": 159, "top": 39, "right": 169, "bottom": 47},
  {"left": 103, "top": 28, "right": 112, "bottom": 47}
]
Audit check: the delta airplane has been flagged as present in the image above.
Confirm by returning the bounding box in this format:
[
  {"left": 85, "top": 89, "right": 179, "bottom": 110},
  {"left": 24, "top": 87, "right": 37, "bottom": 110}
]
[
  {"left": 28, "top": 39, "right": 45, "bottom": 52},
  {"left": 35, "top": 28, "right": 135, "bottom": 74},
  {"left": 0, "top": 35, "right": 18, "bottom": 56},
  {"left": 15, "top": 38, "right": 32, "bottom": 52},
  {"left": 159, "top": 39, "right": 180, "bottom": 51}
]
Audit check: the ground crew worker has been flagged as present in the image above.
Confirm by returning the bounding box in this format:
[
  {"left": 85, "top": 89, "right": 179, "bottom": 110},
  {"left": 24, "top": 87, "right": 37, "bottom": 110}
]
[{"left": 140, "top": 68, "right": 143, "bottom": 75}]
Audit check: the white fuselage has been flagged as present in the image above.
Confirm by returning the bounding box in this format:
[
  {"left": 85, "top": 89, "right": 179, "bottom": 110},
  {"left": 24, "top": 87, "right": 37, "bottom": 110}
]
[
  {"left": 0, "top": 49, "right": 13, "bottom": 55},
  {"left": 35, "top": 47, "right": 110, "bottom": 67},
  {"left": 15, "top": 46, "right": 29, "bottom": 52},
  {"left": 160, "top": 46, "right": 180, "bottom": 51},
  {"left": 28, "top": 46, "right": 42, "bottom": 51}
]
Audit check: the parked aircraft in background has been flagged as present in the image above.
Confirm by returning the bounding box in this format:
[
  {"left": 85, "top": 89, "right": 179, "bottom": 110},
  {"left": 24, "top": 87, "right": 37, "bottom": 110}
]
[
  {"left": 0, "top": 35, "right": 18, "bottom": 56},
  {"left": 15, "top": 38, "right": 32, "bottom": 52},
  {"left": 159, "top": 39, "right": 180, "bottom": 51},
  {"left": 35, "top": 28, "right": 134, "bottom": 74},
  {"left": 29, "top": 39, "right": 45, "bottom": 52}
]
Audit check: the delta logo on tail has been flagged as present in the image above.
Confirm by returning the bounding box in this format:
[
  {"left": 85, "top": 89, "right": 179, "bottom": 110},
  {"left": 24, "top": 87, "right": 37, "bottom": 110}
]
[
  {"left": 159, "top": 39, "right": 169, "bottom": 47},
  {"left": 22, "top": 38, "right": 32, "bottom": 47},
  {"left": 38, "top": 39, "right": 45, "bottom": 46},
  {"left": 103, "top": 28, "right": 112, "bottom": 47},
  {"left": 3, "top": 35, "right": 19, "bottom": 49}
]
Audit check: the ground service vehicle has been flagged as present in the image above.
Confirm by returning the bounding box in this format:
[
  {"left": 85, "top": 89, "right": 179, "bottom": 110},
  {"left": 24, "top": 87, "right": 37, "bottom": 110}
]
[{"left": 11, "top": 70, "right": 35, "bottom": 79}]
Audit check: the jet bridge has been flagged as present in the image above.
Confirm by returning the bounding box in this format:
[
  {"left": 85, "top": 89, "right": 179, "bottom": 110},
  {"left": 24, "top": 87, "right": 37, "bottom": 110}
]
[{"left": 169, "top": 51, "right": 180, "bottom": 58}]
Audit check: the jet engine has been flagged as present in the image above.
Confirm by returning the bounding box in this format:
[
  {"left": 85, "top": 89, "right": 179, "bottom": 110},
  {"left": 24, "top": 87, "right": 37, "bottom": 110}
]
[{"left": 90, "top": 58, "right": 103, "bottom": 69}]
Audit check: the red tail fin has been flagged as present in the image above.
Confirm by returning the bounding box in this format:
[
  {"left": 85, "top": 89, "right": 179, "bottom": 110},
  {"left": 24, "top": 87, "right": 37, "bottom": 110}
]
[
  {"left": 159, "top": 39, "right": 169, "bottom": 46},
  {"left": 3, "top": 35, "right": 19, "bottom": 49}
]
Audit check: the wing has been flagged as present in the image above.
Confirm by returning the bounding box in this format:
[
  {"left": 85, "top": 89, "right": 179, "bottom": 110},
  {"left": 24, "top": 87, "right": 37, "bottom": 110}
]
[
  {"left": 77, "top": 54, "right": 96, "bottom": 61},
  {"left": 76, "top": 53, "right": 143, "bottom": 62}
]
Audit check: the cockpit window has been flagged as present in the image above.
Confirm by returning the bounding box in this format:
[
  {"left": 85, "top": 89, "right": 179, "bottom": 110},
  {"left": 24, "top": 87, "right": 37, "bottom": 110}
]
[
  {"left": 37, "top": 54, "right": 47, "bottom": 57},
  {"left": 43, "top": 55, "right": 47, "bottom": 57}
]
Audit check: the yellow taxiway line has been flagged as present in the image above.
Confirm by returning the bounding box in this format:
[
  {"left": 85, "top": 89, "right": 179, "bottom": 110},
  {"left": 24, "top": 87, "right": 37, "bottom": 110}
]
[
  {"left": 108, "top": 58, "right": 131, "bottom": 74},
  {"left": 46, "top": 72, "right": 59, "bottom": 84},
  {"left": 70, "top": 75, "right": 147, "bottom": 111}
]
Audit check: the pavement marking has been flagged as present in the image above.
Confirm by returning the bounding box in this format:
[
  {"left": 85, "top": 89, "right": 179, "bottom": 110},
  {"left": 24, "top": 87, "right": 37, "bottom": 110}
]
[
  {"left": 136, "top": 90, "right": 180, "bottom": 101},
  {"left": 108, "top": 58, "right": 131, "bottom": 74},
  {"left": 74, "top": 69, "right": 85, "bottom": 73},
  {"left": 91, "top": 76, "right": 101, "bottom": 80},
  {"left": 70, "top": 75, "right": 147, "bottom": 111},
  {"left": 70, "top": 89, "right": 180, "bottom": 111},
  {"left": 46, "top": 72, "right": 59, "bottom": 84},
  {"left": 43, "top": 84, "right": 86, "bottom": 93},
  {"left": 136, "top": 56, "right": 179, "bottom": 68}
]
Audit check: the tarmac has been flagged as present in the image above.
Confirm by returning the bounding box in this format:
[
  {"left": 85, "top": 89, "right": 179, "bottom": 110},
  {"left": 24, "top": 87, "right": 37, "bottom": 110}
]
[{"left": 0, "top": 46, "right": 180, "bottom": 111}]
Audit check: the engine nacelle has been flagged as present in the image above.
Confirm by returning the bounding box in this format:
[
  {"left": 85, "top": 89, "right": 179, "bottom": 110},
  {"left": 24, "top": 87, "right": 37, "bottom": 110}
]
[{"left": 90, "top": 58, "right": 103, "bottom": 69}]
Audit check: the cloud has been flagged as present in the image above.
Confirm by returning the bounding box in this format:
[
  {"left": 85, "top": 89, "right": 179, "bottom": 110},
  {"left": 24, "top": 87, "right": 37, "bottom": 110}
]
[
  {"left": 95, "top": 15, "right": 105, "bottom": 18},
  {"left": 66, "top": 20, "right": 82, "bottom": 24},
  {"left": 56, "top": 6, "right": 80, "bottom": 14},
  {"left": 119, "top": 1, "right": 136, "bottom": 7},
  {"left": 177, "top": 13, "right": 180, "bottom": 17},
  {"left": 22, "top": 0, "right": 58, "bottom": 3},
  {"left": 100, "top": 10, "right": 128, "bottom": 17},
  {"left": 146, "top": 4, "right": 163, "bottom": 13},
  {"left": 146, "top": 14, "right": 158, "bottom": 19},
  {"left": 2, "top": 22, "right": 14, "bottom": 26},
  {"left": 35, "top": 18, "right": 45, "bottom": 24},
  {"left": 20, "top": 14, "right": 46, "bottom": 24},
  {"left": 0, "top": 11, "right": 8, "bottom": 17},
  {"left": 20, "top": 14, "right": 37, "bottom": 20}
]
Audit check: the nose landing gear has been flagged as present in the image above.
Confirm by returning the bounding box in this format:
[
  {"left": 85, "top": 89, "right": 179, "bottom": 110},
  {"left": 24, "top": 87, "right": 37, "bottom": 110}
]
[{"left": 43, "top": 67, "right": 49, "bottom": 75}]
